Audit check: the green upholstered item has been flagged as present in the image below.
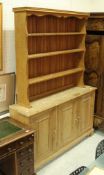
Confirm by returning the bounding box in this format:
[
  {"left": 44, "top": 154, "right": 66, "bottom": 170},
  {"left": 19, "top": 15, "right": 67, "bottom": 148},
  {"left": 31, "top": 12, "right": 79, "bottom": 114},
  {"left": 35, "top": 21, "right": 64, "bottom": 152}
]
[{"left": 0, "top": 121, "right": 22, "bottom": 139}]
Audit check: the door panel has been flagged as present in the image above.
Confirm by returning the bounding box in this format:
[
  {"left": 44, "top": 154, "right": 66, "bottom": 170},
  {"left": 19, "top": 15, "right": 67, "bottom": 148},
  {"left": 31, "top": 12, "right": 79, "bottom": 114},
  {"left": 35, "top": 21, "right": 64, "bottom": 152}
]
[
  {"left": 79, "top": 94, "right": 93, "bottom": 134},
  {"left": 57, "top": 101, "right": 77, "bottom": 147},
  {"left": 34, "top": 108, "right": 57, "bottom": 162},
  {"left": 38, "top": 116, "right": 50, "bottom": 156}
]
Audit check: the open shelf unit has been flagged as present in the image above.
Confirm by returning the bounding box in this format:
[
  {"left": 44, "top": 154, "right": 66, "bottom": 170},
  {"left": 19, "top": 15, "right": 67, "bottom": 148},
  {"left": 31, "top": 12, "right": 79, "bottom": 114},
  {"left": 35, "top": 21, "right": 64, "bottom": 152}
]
[{"left": 13, "top": 7, "right": 89, "bottom": 107}]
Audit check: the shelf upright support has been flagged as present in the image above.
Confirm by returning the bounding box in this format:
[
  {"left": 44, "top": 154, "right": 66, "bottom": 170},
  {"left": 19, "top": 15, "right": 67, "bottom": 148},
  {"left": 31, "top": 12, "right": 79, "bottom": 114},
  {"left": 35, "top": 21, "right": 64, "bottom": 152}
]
[{"left": 14, "top": 11, "right": 30, "bottom": 107}]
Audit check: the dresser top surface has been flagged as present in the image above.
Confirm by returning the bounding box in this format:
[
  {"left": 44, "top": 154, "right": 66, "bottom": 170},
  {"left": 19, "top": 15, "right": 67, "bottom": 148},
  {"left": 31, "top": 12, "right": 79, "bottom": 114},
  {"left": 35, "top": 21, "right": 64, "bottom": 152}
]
[
  {"left": 10, "top": 86, "right": 96, "bottom": 117},
  {"left": 13, "top": 6, "right": 89, "bottom": 17}
]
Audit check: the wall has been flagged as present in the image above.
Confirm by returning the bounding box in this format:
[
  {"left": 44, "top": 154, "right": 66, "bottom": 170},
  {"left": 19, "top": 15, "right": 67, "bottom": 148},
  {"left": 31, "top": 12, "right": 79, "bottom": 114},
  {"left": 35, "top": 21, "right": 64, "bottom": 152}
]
[
  {"left": 1, "top": 0, "right": 15, "bottom": 73},
  {"left": 71, "top": 0, "right": 91, "bottom": 12},
  {"left": 87, "top": 0, "right": 104, "bottom": 12},
  {"left": 72, "top": 0, "right": 104, "bottom": 12}
]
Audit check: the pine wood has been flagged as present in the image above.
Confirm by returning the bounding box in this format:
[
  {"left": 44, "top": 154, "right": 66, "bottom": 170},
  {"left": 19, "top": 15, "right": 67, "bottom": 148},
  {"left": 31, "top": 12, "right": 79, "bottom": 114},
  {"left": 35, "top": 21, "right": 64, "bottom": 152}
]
[
  {"left": 28, "top": 49, "right": 85, "bottom": 59},
  {"left": 13, "top": 7, "right": 89, "bottom": 107},
  {"left": 28, "top": 32, "right": 86, "bottom": 37},
  {"left": 0, "top": 3, "right": 2, "bottom": 70},
  {"left": 12, "top": 8, "right": 95, "bottom": 169},
  {"left": 10, "top": 86, "right": 96, "bottom": 169},
  {"left": 13, "top": 7, "right": 89, "bottom": 18},
  {"left": 29, "top": 68, "right": 84, "bottom": 84},
  {"left": 14, "top": 12, "right": 29, "bottom": 107}
]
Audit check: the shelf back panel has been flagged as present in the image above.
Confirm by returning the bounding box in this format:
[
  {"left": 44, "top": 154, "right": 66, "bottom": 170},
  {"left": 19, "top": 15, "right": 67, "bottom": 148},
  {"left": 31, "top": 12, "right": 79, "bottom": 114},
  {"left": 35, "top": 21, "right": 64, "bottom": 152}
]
[
  {"left": 27, "top": 15, "right": 86, "bottom": 33},
  {"left": 29, "top": 73, "right": 82, "bottom": 101},
  {"left": 28, "top": 35, "right": 84, "bottom": 54},
  {"left": 28, "top": 53, "right": 83, "bottom": 78}
]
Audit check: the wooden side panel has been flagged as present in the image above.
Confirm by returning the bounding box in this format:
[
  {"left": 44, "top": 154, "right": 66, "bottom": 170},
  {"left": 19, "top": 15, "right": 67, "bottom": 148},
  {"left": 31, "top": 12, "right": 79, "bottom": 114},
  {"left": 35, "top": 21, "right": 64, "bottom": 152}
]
[
  {"left": 85, "top": 14, "right": 104, "bottom": 125},
  {"left": 14, "top": 12, "right": 29, "bottom": 107},
  {"left": 85, "top": 34, "right": 104, "bottom": 120},
  {"left": 85, "top": 35, "right": 101, "bottom": 72}
]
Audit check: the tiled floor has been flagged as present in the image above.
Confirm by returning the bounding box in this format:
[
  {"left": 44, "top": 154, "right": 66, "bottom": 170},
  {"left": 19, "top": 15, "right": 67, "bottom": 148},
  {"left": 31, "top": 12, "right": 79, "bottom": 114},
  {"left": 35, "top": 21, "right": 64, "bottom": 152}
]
[{"left": 37, "top": 130, "right": 104, "bottom": 175}]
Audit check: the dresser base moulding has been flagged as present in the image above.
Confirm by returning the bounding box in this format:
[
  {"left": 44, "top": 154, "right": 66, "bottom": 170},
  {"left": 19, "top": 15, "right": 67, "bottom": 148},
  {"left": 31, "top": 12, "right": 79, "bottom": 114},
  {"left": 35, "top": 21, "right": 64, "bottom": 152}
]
[{"left": 9, "top": 86, "right": 96, "bottom": 169}]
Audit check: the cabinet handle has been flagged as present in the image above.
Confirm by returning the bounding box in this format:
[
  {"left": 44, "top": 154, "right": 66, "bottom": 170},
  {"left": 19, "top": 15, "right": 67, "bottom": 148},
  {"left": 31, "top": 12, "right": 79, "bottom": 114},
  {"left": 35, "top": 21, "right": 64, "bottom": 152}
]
[
  {"left": 75, "top": 118, "right": 79, "bottom": 125},
  {"left": 52, "top": 129, "right": 56, "bottom": 147},
  {"left": 53, "top": 130, "right": 56, "bottom": 138},
  {"left": 75, "top": 118, "right": 78, "bottom": 122}
]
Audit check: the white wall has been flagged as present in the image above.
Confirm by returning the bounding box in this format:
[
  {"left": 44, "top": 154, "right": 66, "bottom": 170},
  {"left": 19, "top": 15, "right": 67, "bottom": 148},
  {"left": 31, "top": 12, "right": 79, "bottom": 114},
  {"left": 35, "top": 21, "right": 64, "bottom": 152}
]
[
  {"left": 88, "top": 0, "right": 104, "bottom": 12},
  {"left": 0, "top": 0, "right": 102, "bottom": 73},
  {"left": 71, "top": 0, "right": 91, "bottom": 12}
]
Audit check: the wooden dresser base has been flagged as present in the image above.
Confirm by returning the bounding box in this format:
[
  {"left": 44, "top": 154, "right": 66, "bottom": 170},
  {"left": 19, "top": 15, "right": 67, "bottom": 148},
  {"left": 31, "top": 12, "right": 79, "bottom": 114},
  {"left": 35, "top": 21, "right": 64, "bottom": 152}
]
[{"left": 10, "top": 86, "right": 96, "bottom": 169}]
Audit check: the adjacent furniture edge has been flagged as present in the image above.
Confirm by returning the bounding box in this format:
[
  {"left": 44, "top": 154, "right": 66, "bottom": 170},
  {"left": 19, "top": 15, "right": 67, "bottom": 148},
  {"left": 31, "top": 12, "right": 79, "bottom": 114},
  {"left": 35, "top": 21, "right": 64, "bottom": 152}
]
[
  {"left": 0, "top": 117, "right": 34, "bottom": 147},
  {"left": 89, "top": 13, "right": 104, "bottom": 18}
]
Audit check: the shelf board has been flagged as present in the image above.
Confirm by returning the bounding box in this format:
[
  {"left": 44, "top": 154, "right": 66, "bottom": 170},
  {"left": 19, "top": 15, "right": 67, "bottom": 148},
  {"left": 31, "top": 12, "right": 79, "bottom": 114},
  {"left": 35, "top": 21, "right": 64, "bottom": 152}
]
[
  {"left": 28, "top": 48, "right": 85, "bottom": 59},
  {"left": 28, "top": 32, "right": 86, "bottom": 37},
  {"left": 29, "top": 68, "right": 84, "bottom": 85}
]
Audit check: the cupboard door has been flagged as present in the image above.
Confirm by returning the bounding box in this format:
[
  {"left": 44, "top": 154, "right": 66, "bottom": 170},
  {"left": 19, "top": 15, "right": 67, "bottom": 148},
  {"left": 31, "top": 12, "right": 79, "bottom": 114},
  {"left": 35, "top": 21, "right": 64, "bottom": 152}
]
[
  {"left": 34, "top": 108, "right": 57, "bottom": 162},
  {"left": 57, "top": 101, "right": 77, "bottom": 147},
  {"left": 79, "top": 93, "right": 94, "bottom": 134}
]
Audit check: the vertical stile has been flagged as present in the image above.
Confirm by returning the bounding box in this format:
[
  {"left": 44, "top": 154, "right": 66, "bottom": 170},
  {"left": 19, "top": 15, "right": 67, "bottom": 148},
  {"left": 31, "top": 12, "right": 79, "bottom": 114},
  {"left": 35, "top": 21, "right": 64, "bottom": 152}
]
[{"left": 14, "top": 12, "right": 30, "bottom": 107}]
